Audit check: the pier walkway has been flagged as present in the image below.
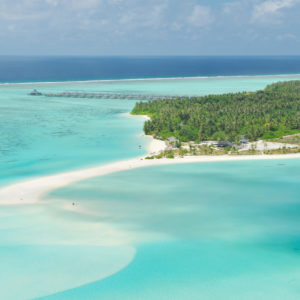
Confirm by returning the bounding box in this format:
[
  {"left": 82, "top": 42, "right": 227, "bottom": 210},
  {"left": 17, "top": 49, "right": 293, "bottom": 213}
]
[{"left": 31, "top": 91, "right": 185, "bottom": 100}]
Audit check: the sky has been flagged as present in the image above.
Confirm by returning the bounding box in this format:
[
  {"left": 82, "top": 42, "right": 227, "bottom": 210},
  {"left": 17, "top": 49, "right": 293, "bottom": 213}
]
[{"left": 0, "top": 0, "right": 299, "bottom": 55}]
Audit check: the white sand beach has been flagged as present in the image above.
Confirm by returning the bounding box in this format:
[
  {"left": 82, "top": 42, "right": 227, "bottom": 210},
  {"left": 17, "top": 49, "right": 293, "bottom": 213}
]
[
  {"left": 1, "top": 111, "right": 300, "bottom": 206},
  {"left": 1, "top": 136, "right": 300, "bottom": 206}
]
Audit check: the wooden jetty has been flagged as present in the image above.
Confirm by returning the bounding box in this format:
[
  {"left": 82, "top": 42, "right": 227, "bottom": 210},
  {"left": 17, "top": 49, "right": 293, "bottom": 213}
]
[
  {"left": 29, "top": 90, "right": 187, "bottom": 100},
  {"left": 42, "top": 91, "right": 182, "bottom": 100}
]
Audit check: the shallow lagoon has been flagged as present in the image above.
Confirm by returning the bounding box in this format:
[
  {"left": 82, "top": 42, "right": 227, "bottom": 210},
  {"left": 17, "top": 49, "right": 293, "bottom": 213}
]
[
  {"left": 2, "top": 74, "right": 300, "bottom": 186},
  {"left": 43, "top": 159, "right": 300, "bottom": 299},
  {"left": 1, "top": 75, "right": 300, "bottom": 299}
]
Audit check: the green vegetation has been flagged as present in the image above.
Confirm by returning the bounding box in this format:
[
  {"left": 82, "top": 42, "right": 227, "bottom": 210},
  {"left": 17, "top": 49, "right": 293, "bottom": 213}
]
[
  {"left": 272, "top": 133, "right": 300, "bottom": 145},
  {"left": 131, "top": 80, "right": 300, "bottom": 142},
  {"left": 144, "top": 143, "right": 300, "bottom": 159}
]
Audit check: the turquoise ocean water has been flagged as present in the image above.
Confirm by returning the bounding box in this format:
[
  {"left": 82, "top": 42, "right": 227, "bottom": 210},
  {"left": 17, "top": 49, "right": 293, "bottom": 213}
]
[
  {"left": 1, "top": 74, "right": 300, "bottom": 299},
  {"left": 2, "top": 75, "right": 300, "bottom": 186},
  {"left": 43, "top": 160, "right": 300, "bottom": 299}
]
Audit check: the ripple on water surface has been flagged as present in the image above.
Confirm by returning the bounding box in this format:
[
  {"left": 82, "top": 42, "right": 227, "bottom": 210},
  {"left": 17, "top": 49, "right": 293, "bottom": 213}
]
[
  {"left": 42, "top": 159, "right": 300, "bottom": 299},
  {"left": 2, "top": 75, "right": 300, "bottom": 299}
]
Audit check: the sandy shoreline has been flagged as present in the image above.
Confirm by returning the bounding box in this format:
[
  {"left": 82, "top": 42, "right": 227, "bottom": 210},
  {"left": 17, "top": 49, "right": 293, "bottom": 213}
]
[
  {"left": 123, "top": 112, "right": 166, "bottom": 153},
  {"left": 1, "top": 149, "right": 300, "bottom": 205},
  {"left": 1, "top": 113, "right": 300, "bottom": 206}
]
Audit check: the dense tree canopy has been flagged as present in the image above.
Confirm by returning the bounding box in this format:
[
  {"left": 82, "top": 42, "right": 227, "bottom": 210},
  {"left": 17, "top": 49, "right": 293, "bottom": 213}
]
[{"left": 131, "top": 80, "right": 300, "bottom": 142}]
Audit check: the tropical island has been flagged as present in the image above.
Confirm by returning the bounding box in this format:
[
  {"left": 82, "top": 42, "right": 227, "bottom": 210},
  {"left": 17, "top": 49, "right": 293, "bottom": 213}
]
[{"left": 132, "top": 80, "right": 300, "bottom": 158}]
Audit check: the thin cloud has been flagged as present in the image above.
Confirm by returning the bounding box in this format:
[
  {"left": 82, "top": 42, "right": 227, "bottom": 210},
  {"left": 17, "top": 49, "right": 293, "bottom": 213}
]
[
  {"left": 0, "top": 0, "right": 299, "bottom": 55},
  {"left": 252, "top": 0, "right": 298, "bottom": 22},
  {"left": 188, "top": 5, "right": 214, "bottom": 27}
]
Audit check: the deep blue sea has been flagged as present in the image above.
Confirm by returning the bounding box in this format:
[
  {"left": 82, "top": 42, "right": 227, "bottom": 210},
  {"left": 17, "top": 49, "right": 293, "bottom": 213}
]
[
  {"left": 1, "top": 56, "right": 300, "bottom": 299},
  {"left": 1, "top": 56, "right": 300, "bottom": 83}
]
